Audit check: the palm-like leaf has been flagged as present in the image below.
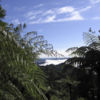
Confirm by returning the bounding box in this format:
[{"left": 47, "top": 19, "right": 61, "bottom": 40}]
[{"left": 0, "top": 29, "right": 48, "bottom": 100}]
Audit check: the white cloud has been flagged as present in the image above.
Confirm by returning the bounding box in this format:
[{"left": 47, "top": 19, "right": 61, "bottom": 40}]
[
  {"left": 26, "top": 10, "right": 43, "bottom": 17},
  {"left": 67, "top": 11, "right": 84, "bottom": 21},
  {"left": 89, "top": 0, "right": 100, "bottom": 4},
  {"left": 54, "top": 12, "right": 83, "bottom": 22},
  {"left": 57, "top": 49, "right": 70, "bottom": 57},
  {"left": 29, "top": 16, "right": 36, "bottom": 20},
  {"left": 79, "top": 6, "right": 92, "bottom": 12},
  {"left": 39, "top": 49, "right": 68, "bottom": 58},
  {"left": 44, "top": 15, "right": 56, "bottom": 23},
  {"left": 57, "top": 6, "right": 74, "bottom": 14},
  {"left": 26, "top": 11, "right": 34, "bottom": 17},
  {"left": 29, "top": 18, "right": 42, "bottom": 24},
  {"left": 29, "top": 16, "right": 56, "bottom": 24},
  {"left": 43, "top": 10, "right": 54, "bottom": 16},
  {"left": 34, "top": 4, "right": 44, "bottom": 8},
  {"left": 39, "top": 59, "right": 67, "bottom": 66},
  {"left": 11, "top": 19, "right": 20, "bottom": 25},
  {"left": 27, "top": 6, "right": 84, "bottom": 24},
  {"left": 92, "top": 16, "right": 100, "bottom": 20}
]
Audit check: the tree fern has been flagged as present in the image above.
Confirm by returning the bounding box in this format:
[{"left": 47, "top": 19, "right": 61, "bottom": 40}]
[{"left": 0, "top": 28, "right": 49, "bottom": 100}]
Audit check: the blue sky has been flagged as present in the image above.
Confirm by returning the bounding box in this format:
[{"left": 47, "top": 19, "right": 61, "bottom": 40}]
[{"left": 1, "top": 0, "right": 100, "bottom": 56}]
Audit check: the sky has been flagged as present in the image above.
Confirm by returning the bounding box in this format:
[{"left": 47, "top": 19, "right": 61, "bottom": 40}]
[{"left": 1, "top": 0, "right": 100, "bottom": 57}]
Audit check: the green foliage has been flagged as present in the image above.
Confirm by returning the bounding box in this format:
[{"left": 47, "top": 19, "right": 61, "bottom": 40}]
[
  {"left": 0, "top": 4, "right": 51, "bottom": 99},
  {"left": 0, "top": 2, "right": 100, "bottom": 100},
  {"left": 0, "top": 4, "right": 7, "bottom": 29},
  {"left": 40, "top": 63, "right": 79, "bottom": 100},
  {"left": 0, "top": 5, "right": 6, "bottom": 18},
  {"left": 77, "top": 97, "right": 85, "bottom": 100},
  {"left": 65, "top": 29, "right": 100, "bottom": 100},
  {"left": 0, "top": 29, "right": 50, "bottom": 100}
]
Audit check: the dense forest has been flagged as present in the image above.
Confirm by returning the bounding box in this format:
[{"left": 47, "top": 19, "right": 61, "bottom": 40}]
[{"left": 0, "top": 2, "right": 100, "bottom": 100}]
